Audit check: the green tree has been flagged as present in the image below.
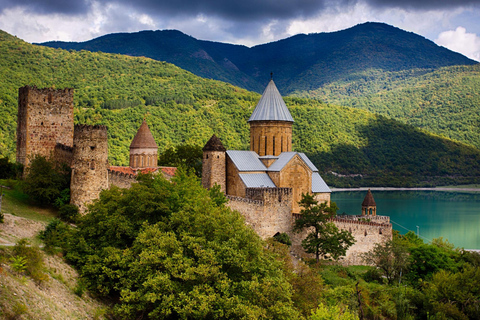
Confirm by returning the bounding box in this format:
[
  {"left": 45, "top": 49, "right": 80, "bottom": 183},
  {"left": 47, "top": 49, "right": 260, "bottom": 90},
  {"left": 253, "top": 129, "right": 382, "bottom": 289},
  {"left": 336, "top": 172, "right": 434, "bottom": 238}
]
[
  {"left": 158, "top": 144, "right": 203, "bottom": 177},
  {"left": 361, "top": 239, "right": 410, "bottom": 285},
  {"left": 294, "top": 194, "right": 355, "bottom": 262},
  {"left": 65, "top": 171, "right": 301, "bottom": 319},
  {"left": 22, "top": 156, "right": 71, "bottom": 206}
]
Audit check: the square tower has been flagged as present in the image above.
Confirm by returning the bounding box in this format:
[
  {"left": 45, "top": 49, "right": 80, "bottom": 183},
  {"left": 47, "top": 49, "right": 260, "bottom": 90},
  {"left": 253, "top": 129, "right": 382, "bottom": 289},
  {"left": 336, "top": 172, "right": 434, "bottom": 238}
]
[{"left": 16, "top": 86, "right": 74, "bottom": 168}]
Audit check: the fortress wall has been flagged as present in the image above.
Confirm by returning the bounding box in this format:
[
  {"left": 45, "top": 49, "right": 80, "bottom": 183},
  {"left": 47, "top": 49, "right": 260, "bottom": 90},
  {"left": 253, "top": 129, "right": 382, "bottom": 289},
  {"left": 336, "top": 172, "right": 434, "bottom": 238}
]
[
  {"left": 53, "top": 143, "right": 74, "bottom": 167},
  {"left": 108, "top": 170, "right": 136, "bottom": 189},
  {"left": 291, "top": 217, "right": 392, "bottom": 265},
  {"left": 227, "top": 188, "right": 293, "bottom": 239}
]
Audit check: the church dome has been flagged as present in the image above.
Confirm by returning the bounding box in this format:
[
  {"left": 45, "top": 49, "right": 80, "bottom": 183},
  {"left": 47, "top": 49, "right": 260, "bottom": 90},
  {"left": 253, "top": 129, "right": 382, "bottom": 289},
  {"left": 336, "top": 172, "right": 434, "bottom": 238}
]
[
  {"left": 130, "top": 120, "right": 158, "bottom": 149},
  {"left": 248, "top": 79, "right": 294, "bottom": 123}
]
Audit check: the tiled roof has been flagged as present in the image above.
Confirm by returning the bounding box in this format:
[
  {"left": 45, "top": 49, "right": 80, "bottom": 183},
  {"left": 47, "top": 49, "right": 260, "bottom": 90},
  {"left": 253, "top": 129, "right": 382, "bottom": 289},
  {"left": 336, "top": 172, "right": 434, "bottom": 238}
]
[
  {"left": 248, "top": 80, "right": 294, "bottom": 122},
  {"left": 226, "top": 150, "right": 267, "bottom": 172},
  {"left": 203, "top": 134, "right": 226, "bottom": 152},
  {"left": 312, "top": 172, "right": 331, "bottom": 193},
  {"left": 108, "top": 166, "right": 177, "bottom": 177},
  {"left": 130, "top": 121, "right": 158, "bottom": 149},
  {"left": 362, "top": 189, "right": 376, "bottom": 206},
  {"left": 239, "top": 173, "right": 276, "bottom": 188}
]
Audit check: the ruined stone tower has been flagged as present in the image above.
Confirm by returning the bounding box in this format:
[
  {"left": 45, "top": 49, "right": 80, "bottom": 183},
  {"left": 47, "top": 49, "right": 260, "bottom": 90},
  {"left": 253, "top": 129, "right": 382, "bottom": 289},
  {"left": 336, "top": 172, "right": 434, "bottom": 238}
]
[
  {"left": 129, "top": 120, "right": 158, "bottom": 169},
  {"left": 248, "top": 80, "right": 294, "bottom": 156},
  {"left": 70, "top": 125, "right": 109, "bottom": 213},
  {"left": 202, "top": 134, "right": 226, "bottom": 192},
  {"left": 16, "top": 86, "right": 74, "bottom": 168}
]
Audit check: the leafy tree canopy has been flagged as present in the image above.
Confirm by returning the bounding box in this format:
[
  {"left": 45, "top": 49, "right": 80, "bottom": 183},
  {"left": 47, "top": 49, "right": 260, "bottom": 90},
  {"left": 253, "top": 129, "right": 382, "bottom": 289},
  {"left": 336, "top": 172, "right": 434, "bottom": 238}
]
[
  {"left": 64, "top": 171, "right": 301, "bottom": 319},
  {"left": 294, "top": 194, "right": 355, "bottom": 262}
]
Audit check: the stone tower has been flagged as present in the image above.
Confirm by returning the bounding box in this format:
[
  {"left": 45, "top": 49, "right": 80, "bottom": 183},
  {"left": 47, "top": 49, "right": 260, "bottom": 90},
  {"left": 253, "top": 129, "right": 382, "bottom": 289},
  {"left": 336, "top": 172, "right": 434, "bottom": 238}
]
[
  {"left": 70, "top": 125, "right": 109, "bottom": 213},
  {"left": 202, "top": 134, "right": 226, "bottom": 192},
  {"left": 248, "top": 79, "right": 294, "bottom": 156},
  {"left": 362, "top": 189, "right": 377, "bottom": 216},
  {"left": 129, "top": 120, "right": 158, "bottom": 169},
  {"left": 16, "top": 86, "right": 74, "bottom": 168}
]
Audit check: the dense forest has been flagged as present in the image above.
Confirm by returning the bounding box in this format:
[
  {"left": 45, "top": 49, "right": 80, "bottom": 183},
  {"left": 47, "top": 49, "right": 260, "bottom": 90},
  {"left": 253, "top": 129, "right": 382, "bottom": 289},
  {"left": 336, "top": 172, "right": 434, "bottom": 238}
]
[
  {"left": 2, "top": 30, "right": 480, "bottom": 186},
  {"left": 301, "top": 65, "right": 480, "bottom": 150}
]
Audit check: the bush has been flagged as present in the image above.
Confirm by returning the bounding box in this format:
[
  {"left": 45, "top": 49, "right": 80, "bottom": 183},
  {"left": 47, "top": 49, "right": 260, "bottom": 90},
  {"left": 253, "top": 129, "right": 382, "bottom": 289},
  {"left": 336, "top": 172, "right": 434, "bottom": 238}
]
[
  {"left": 13, "top": 239, "right": 46, "bottom": 283},
  {"left": 39, "top": 219, "right": 71, "bottom": 254},
  {"left": 58, "top": 204, "right": 79, "bottom": 223}
]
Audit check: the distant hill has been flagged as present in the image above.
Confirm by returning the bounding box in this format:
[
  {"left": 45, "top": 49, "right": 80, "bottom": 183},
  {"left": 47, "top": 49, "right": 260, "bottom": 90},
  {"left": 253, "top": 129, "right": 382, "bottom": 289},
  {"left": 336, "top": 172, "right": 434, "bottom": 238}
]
[
  {"left": 39, "top": 22, "right": 476, "bottom": 94},
  {"left": 2, "top": 29, "right": 480, "bottom": 187}
]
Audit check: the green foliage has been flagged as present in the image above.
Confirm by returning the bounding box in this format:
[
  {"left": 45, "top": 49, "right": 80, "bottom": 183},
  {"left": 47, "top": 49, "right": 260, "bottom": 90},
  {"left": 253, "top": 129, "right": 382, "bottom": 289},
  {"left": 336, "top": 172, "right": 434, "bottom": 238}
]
[
  {"left": 58, "top": 204, "right": 80, "bottom": 223},
  {"left": 362, "top": 239, "right": 410, "bottom": 285},
  {"left": 273, "top": 232, "right": 292, "bottom": 246},
  {"left": 157, "top": 143, "right": 203, "bottom": 177},
  {"left": 309, "top": 303, "right": 359, "bottom": 320},
  {"left": 22, "top": 156, "right": 71, "bottom": 206},
  {"left": 0, "top": 157, "right": 22, "bottom": 179},
  {"left": 9, "top": 255, "right": 27, "bottom": 273},
  {"left": 64, "top": 171, "right": 300, "bottom": 319},
  {"left": 294, "top": 194, "right": 355, "bottom": 262},
  {"left": 408, "top": 244, "right": 458, "bottom": 282},
  {"left": 39, "top": 219, "right": 71, "bottom": 254},
  {"left": 12, "top": 239, "right": 46, "bottom": 283}
]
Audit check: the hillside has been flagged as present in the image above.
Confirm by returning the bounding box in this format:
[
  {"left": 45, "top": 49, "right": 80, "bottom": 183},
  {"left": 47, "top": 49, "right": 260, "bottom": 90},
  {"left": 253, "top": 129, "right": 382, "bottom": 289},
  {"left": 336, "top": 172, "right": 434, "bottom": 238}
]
[
  {"left": 2, "top": 30, "right": 480, "bottom": 186},
  {"left": 300, "top": 65, "right": 480, "bottom": 149}
]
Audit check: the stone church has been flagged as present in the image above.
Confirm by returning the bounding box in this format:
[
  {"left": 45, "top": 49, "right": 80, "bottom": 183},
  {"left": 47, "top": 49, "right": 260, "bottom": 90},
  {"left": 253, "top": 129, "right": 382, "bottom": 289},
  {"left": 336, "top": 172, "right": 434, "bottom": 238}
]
[{"left": 202, "top": 79, "right": 393, "bottom": 264}]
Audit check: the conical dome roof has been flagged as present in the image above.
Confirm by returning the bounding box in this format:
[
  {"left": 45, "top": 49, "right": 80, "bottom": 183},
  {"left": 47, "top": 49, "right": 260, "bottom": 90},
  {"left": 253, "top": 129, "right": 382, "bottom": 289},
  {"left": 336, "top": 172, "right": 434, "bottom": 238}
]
[
  {"left": 362, "top": 189, "right": 376, "bottom": 207},
  {"left": 248, "top": 79, "right": 294, "bottom": 122},
  {"left": 203, "top": 134, "right": 226, "bottom": 152},
  {"left": 130, "top": 121, "right": 158, "bottom": 149}
]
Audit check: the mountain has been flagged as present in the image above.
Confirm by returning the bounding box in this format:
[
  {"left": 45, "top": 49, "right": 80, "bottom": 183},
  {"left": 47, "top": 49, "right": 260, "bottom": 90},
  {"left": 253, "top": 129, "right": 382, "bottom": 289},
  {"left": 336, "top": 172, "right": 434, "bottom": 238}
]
[
  {"left": 2, "top": 29, "right": 480, "bottom": 187},
  {"left": 39, "top": 22, "right": 476, "bottom": 94}
]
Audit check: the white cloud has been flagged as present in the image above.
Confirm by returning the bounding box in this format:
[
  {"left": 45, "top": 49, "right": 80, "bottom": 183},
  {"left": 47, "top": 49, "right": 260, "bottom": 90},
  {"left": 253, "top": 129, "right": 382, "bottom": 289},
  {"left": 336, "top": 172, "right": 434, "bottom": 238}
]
[{"left": 435, "top": 26, "right": 480, "bottom": 61}]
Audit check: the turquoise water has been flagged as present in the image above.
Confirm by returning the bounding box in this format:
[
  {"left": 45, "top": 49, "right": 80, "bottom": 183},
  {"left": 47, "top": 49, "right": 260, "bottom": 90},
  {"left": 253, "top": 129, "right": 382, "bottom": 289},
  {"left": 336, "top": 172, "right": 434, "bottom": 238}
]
[{"left": 331, "top": 191, "right": 480, "bottom": 249}]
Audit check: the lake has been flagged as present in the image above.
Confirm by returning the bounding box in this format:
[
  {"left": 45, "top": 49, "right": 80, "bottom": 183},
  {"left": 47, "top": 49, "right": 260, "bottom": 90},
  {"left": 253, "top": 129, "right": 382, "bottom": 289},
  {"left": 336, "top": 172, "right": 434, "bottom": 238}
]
[{"left": 331, "top": 190, "right": 480, "bottom": 249}]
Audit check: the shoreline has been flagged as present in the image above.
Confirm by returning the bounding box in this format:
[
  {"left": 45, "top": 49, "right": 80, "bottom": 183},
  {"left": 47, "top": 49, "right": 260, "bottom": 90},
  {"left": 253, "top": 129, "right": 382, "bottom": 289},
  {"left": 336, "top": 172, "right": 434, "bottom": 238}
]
[{"left": 330, "top": 187, "right": 480, "bottom": 192}]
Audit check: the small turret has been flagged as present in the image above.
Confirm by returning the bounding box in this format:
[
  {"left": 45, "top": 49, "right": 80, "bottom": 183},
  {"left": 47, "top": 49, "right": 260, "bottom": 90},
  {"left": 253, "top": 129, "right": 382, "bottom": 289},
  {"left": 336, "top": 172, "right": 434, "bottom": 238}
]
[
  {"left": 362, "top": 189, "right": 377, "bottom": 216},
  {"left": 202, "top": 134, "right": 226, "bottom": 192}
]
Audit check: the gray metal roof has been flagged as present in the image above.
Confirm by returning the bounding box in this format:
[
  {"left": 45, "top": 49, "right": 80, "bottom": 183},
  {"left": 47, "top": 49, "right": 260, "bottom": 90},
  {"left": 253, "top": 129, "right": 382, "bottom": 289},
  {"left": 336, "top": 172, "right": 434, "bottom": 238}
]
[
  {"left": 239, "top": 173, "right": 277, "bottom": 188},
  {"left": 248, "top": 80, "right": 294, "bottom": 122},
  {"left": 226, "top": 150, "right": 267, "bottom": 172},
  {"left": 267, "top": 152, "right": 297, "bottom": 171},
  {"left": 298, "top": 153, "right": 318, "bottom": 172},
  {"left": 312, "top": 172, "right": 331, "bottom": 193}
]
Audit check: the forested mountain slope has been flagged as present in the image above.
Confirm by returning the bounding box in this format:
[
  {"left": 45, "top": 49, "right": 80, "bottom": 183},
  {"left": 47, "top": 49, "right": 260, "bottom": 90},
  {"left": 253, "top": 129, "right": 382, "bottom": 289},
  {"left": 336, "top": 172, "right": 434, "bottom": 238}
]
[
  {"left": 39, "top": 22, "right": 476, "bottom": 94},
  {"left": 2, "top": 30, "right": 480, "bottom": 186},
  {"left": 299, "top": 65, "right": 480, "bottom": 149}
]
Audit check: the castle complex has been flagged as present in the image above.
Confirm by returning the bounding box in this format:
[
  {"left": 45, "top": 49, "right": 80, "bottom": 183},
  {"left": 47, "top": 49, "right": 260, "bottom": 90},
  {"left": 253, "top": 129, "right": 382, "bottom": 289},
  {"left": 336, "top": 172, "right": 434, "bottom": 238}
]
[
  {"left": 17, "top": 82, "right": 391, "bottom": 264},
  {"left": 16, "top": 85, "right": 175, "bottom": 213},
  {"left": 202, "top": 79, "right": 392, "bottom": 264}
]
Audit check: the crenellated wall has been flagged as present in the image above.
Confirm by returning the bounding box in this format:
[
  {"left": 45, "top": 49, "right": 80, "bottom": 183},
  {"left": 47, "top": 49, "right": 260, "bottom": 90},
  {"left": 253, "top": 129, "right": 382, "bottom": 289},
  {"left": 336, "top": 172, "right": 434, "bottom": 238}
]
[
  {"left": 227, "top": 187, "right": 293, "bottom": 239},
  {"left": 108, "top": 169, "right": 136, "bottom": 189}
]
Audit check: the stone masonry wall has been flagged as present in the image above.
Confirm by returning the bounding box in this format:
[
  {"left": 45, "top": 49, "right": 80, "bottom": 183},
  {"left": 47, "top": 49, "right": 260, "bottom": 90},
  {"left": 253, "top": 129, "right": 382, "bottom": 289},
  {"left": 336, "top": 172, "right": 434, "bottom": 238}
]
[
  {"left": 227, "top": 188, "right": 293, "bottom": 239},
  {"left": 53, "top": 143, "right": 74, "bottom": 167},
  {"left": 16, "top": 86, "right": 74, "bottom": 168},
  {"left": 108, "top": 170, "right": 136, "bottom": 189},
  {"left": 70, "top": 125, "right": 109, "bottom": 213},
  {"left": 202, "top": 150, "right": 226, "bottom": 192},
  {"left": 250, "top": 121, "right": 292, "bottom": 156},
  {"left": 291, "top": 216, "right": 392, "bottom": 265}
]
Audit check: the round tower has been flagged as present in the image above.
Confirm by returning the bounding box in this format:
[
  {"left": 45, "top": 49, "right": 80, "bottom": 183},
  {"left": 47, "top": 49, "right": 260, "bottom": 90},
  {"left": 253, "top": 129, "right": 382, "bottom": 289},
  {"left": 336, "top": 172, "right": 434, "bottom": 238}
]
[
  {"left": 362, "top": 189, "right": 377, "bottom": 216},
  {"left": 249, "top": 79, "right": 294, "bottom": 156},
  {"left": 202, "top": 134, "right": 226, "bottom": 192},
  {"left": 129, "top": 120, "right": 158, "bottom": 169},
  {"left": 70, "top": 125, "right": 109, "bottom": 214}
]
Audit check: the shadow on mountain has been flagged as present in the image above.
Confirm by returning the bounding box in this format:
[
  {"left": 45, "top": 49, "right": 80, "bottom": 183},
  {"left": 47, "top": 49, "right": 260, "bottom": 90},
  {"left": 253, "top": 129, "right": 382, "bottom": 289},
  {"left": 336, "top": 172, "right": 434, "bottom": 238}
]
[{"left": 308, "top": 116, "right": 480, "bottom": 187}]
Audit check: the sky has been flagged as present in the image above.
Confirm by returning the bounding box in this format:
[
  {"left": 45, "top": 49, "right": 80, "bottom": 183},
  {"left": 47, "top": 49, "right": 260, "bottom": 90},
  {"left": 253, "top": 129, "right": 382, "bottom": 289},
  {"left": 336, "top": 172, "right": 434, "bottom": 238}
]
[{"left": 1, "top": 0, "right": 480, "bottom": 61}]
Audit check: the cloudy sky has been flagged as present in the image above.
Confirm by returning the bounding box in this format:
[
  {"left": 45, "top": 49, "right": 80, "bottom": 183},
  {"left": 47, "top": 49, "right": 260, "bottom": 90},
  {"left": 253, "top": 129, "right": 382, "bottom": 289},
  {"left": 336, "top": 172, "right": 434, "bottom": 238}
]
[{"left": 1, "top": 0, "right": 480, "bottom": 61}]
